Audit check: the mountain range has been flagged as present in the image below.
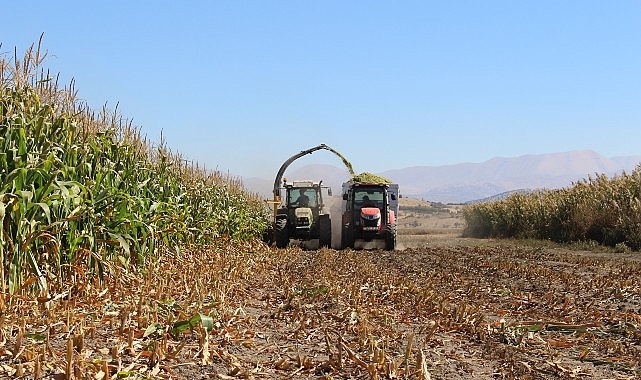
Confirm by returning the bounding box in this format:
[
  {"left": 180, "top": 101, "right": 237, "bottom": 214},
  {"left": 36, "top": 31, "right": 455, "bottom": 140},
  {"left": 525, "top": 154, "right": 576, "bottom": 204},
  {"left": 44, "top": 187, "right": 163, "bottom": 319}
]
[{"left": 241, "top": 150, "right": 641, "bottom": 204}]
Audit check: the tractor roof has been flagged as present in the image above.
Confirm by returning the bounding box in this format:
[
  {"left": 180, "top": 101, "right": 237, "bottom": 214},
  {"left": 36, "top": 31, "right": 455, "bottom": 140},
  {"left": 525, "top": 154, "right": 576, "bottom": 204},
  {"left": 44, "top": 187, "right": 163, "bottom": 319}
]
[
  {"left": 349, "top": 182, "right": 390, "bottom": 187},
  {"left": 285, "top": 180, "right": 322, "bottom": 188}
]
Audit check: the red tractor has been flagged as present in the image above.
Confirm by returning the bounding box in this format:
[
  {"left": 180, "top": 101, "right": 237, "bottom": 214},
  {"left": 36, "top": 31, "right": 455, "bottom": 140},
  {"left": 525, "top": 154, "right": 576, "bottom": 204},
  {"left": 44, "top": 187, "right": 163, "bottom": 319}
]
[{"left": 340, "top": 182, "right": 399, "bottom": 250}]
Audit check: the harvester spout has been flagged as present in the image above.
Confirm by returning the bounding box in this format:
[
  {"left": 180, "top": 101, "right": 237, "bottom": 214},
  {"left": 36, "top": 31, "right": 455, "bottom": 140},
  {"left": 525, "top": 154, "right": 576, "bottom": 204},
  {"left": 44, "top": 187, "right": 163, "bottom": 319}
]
[{"left": 271, "top": 143, "right": 354, "bottom": 204}]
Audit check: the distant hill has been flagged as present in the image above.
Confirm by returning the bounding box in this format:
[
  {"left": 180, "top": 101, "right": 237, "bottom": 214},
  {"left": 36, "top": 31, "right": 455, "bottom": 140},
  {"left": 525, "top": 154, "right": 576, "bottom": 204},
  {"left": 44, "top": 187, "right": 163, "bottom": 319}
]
[
  {"left": 242, "top": 150, "right": 641, "bottom": 203},
  {"left": 465, "top": 189, "right": 535, "bottom": 204},
  {"left": 381, "top": 150, "right": 640, "bottom": 203}
]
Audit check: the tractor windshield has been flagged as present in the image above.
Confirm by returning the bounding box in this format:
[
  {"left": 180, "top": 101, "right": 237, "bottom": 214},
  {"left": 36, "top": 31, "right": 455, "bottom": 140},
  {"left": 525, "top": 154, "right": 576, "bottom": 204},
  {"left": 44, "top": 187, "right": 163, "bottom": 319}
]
[
  {"left": 288, "top": 187, "right": 318, "bottom": 208},
  {"left": 354, "top": 188, "right": 384, "bottom": 209}
]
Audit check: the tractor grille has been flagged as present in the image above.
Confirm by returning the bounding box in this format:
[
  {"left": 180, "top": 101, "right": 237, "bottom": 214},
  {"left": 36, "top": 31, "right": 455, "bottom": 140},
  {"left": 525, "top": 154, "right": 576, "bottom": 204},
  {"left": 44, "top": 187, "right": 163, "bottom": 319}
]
[
  {"left": 361, "top": 217, "right": 381, "bottom": 231},
  {"left": 297, "top": 217, "right": 310, "bottom": 227}
]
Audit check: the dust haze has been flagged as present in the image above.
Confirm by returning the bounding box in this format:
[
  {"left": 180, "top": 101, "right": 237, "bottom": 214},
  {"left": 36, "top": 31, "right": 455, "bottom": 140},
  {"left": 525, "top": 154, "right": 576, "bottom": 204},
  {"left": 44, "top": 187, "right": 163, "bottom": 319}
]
[{"left": 325, "top": 195, "right": 343, "bottom": 249}]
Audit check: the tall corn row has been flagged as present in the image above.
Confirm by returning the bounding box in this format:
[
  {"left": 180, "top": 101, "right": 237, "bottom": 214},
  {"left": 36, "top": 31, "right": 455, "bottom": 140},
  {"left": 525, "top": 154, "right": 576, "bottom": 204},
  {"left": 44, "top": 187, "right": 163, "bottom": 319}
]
[
  {"left": 463, "top": 165, "right": 641, "bottom": 249},
  {"left": 0, "top": 40, "right": 270, "bottom": 295}
]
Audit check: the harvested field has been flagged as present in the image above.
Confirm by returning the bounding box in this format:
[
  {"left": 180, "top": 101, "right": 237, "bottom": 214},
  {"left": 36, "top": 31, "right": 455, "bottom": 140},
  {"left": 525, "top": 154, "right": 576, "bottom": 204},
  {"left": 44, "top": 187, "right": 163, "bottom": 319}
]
[{"left": 1, "top": 236, "right": 640, "bottom": 379}]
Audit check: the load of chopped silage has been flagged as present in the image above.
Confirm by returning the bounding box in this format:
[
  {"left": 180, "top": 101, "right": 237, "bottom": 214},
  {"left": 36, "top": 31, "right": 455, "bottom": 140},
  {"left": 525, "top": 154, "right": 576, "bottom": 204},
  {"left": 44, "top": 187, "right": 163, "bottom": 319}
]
[{"left": 351, "top": 172, "right": 393, "bottom": 184}]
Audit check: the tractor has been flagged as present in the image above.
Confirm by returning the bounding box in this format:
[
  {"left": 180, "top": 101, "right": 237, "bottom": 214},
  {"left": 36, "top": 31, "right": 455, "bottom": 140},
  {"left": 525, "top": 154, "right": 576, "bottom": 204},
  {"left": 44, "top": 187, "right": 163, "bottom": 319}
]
[
  {"left": 340, "top": 181, "right": 399, "bottom": 250},
  {"left": 267, "top": 144, "right": 339, "bottom": 249},
  {"left": 274, "top": 180, "right": 332, "bottom": 249}
]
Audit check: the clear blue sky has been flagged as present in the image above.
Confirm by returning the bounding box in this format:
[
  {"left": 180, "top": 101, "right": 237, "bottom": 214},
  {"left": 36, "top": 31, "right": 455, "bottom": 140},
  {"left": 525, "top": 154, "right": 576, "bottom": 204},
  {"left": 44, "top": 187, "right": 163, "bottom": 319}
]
[{"left": 3, "top": 1, "right": 640, "bottom": 179}]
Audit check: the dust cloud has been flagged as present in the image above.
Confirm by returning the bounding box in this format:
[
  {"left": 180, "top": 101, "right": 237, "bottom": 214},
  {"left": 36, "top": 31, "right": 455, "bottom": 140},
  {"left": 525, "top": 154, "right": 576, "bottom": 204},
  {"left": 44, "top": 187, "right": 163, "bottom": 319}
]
[{"left": 325, "top": 195, "right": 344, "bottom": 249}]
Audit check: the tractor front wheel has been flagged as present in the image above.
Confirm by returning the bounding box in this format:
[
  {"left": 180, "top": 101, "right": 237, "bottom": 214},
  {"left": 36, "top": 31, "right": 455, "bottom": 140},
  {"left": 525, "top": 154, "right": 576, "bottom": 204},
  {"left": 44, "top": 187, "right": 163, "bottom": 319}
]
[
  {"left": 319, "top": 214, "right": 331, "bottom": 248},
  {"left": 385, "top": 224, "right": 397, "bottom": 251},
  {"left": 341, "top": 227, "right": 354, "bottom": 249},
  {"left": 275, "top": 218, "right": 289, "bottom": 248}
]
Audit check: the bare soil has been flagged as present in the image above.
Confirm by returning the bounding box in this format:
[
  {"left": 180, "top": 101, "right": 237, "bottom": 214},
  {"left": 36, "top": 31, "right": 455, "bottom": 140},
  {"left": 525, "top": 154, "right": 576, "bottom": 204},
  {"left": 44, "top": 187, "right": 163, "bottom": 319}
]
[{"left": 1, "top": 204, "right": 640, "bottom": 379}]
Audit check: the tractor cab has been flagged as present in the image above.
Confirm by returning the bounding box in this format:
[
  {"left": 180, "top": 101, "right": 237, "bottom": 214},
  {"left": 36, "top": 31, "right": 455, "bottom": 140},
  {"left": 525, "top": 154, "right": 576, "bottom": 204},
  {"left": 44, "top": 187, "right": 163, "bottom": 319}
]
[{"left": 283, "top": 181, "right": 323, "bottom": 233}]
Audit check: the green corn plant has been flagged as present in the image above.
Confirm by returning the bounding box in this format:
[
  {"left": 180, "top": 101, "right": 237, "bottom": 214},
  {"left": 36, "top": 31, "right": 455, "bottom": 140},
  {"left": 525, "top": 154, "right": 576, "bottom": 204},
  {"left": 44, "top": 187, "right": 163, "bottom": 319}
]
[{"left": 1, "top": 41, "right": 271, "bottom": 296}]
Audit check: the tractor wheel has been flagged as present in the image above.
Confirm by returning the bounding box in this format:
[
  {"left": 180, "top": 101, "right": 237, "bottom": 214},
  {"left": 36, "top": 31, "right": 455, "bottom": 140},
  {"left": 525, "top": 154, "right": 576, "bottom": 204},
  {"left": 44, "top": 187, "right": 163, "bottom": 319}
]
[
  {"left": 385, "top": 224, "right": 397, "bottom": 251},
  {"left": 341, "top": 227, "right": 354, "bottom": 250},
  {"left": 319, "top": 214, "right": 331, "bottom": 248},
  {"left": 261, "top": 225, "right": 274, "bottom": 246},
  {"left": 275, "top": 218, "right": 289, "bottom": 248}
]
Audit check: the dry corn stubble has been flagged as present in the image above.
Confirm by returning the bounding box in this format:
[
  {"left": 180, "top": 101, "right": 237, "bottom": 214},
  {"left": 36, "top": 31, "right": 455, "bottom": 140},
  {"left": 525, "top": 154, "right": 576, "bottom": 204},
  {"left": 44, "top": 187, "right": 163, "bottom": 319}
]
[{"left": 1, "top": 239, "right": 641, "bottom": 378}]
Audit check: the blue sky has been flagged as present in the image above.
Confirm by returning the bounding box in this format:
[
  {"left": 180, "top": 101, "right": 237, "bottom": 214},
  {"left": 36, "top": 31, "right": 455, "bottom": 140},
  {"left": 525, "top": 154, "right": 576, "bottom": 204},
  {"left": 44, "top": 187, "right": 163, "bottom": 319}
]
[{"left": 3, "top": 1, "right": 640, "bottom": 179}]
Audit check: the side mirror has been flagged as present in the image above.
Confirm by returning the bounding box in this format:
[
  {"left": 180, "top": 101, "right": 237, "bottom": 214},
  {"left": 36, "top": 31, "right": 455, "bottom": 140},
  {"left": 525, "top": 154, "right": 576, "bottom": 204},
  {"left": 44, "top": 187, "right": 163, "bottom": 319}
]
[
  {"left": 391, "top": 194, "right": 397, "bottom": 200},
  {"left": 327, "top": 188, "right": 332, "bottom": 196},
  {"left": 342, "top": 193, "right": 348, "bottom": 200}
]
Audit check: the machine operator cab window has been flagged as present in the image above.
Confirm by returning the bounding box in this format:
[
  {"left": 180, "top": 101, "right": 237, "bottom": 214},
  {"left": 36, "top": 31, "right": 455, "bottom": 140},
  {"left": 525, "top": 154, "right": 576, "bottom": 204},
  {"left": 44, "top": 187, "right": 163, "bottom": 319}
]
[
  {"left": 355, "top": 189, "right": 383, "bottom": 210},
  {"left": 289, "top": 188, "right": 317, "bottom": 208}
]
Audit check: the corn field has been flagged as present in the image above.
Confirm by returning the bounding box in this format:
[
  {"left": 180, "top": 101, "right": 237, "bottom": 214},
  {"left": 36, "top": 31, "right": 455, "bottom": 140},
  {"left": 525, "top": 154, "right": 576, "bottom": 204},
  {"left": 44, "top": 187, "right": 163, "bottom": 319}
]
[
  {"left": 0, "top": 40, "right": 270, "bottom": 296},
  {"left": 463, "top": 166, "right": 641, "bottom": 250}
]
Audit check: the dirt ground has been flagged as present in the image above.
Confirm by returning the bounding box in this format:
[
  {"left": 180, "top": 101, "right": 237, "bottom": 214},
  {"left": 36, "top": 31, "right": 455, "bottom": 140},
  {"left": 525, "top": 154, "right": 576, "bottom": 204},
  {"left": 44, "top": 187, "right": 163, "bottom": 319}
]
[{"left": 1, "top": 202, "right": 640, "bottom": 379}]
